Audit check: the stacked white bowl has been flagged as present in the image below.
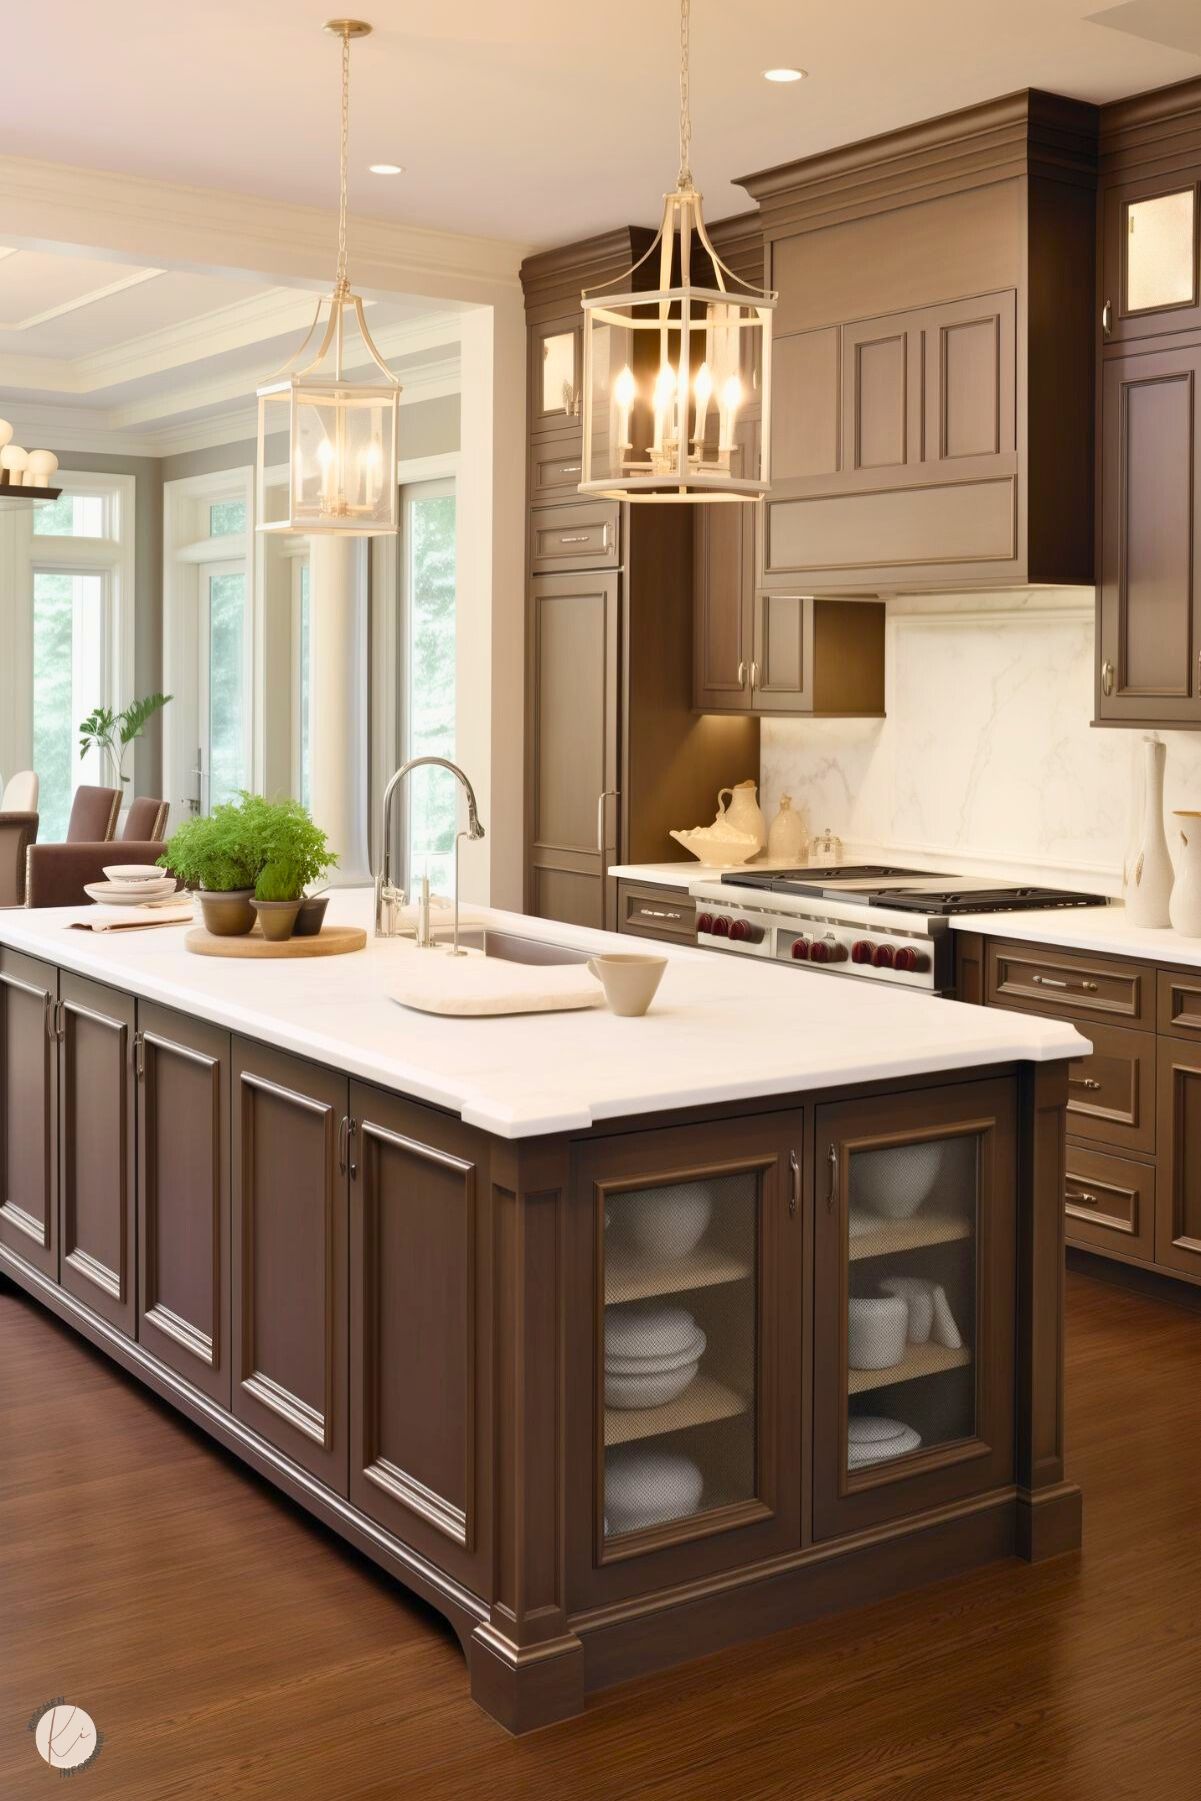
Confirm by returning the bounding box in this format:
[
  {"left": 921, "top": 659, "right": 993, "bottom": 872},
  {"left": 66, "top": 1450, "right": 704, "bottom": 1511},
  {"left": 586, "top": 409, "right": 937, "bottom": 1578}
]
[{"left": 604, "top": 1302, "right": 706, "bottom": 1410}]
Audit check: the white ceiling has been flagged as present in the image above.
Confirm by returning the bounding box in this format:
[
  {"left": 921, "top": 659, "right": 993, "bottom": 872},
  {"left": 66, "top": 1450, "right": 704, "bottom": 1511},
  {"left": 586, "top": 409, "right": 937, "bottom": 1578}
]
[{"left": 1, "top": 1, "right": 1200, "bottom": 249}]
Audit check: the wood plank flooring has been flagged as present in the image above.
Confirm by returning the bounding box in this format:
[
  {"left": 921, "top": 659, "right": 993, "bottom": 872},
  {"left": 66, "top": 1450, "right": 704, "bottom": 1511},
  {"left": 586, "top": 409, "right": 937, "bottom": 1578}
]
[{"left": 1, "top": 1267, "right": 1199, "bottom": 1800}]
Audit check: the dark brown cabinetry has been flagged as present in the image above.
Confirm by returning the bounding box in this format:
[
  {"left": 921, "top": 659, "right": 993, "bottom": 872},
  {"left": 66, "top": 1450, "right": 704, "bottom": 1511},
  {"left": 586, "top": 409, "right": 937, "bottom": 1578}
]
[
  {"left": 693, "top": 419, "right": 759, "bottom": 711},
  {"left": 616, "top": 879, "right": 696, "bottom": 945},
  {"left": 231, "top": 1040, "right": 349, "bottom": 1493},
  {"left": 0, "top": 949, "right": 57, "bottom": 1281},
  {"left": 57, "top": 972, "right": 137, "bottom": 1338},
  {"left": 565, "top": 1112, "right": 805, "bottom": 1608},
  {"left": 1155, "top": 1035, "right": 1201, "bottom": 1279},
  {"left": 136, "top": 1003, "right": 231, "bottom": 1406},
  {"left": 349, "top": 1082, "right": 492, "bottom": 1595},
  {"left": 740, "top": 91, "right": 1098, "bottom": 594},
  {"left": 813, "top": 1082, "right": 1016, "bottom": 1540}
]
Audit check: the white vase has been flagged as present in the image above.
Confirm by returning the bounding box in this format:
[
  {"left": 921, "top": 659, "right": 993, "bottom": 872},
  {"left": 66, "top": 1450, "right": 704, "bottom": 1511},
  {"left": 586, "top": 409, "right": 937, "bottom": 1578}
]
[
  {"left": 1169, "top": 812, "right": 1201, "bottom": 937},
  {"left": 1124, "top": 737, "right": 1173, "bottom": 927},
  {"left": 767, "top": 793, "right": 807, "bottom": 863},
  {"left": 718, "top": 780, "right": 766, "bottom": 855}
]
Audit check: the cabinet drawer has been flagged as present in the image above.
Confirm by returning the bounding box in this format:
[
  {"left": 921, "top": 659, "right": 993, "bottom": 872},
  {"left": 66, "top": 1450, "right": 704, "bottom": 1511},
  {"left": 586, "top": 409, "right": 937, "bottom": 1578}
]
[
  {"left": 985, "top": 939, "right": 1152, "bottom": 1029},
  {"left": 617, "top": 882, "right": 696, "bottom": 945},
  {"left": 530, "top": 433, "right": 584, "bottom": 505},
  {"left": 1065, "top": 1020, "right": 1156, "bottom": 1156},
  {"left": 1064, "top": 1143, "right": 1155, "bottom": 1262},
  {"left": 530, "top": 500, "right": 620, "bottom": 573},
  {"left": 1156, "top": 968, "right": 1201, "bottom": 1040}
]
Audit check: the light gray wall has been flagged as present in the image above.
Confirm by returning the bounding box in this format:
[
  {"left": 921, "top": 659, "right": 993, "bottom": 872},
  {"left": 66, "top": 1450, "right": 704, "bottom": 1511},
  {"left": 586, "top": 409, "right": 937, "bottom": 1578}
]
[
  {"left": 400, "top": 393, "right": 460, "bottom": 459},
  {"left": 54, "top": 449, "right": 164, "bottom": 796}
]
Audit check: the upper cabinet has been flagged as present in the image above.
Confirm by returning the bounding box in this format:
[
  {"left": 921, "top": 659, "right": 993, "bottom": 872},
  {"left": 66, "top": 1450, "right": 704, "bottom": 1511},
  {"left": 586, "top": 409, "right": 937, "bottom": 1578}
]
[
  {"left": 1096, "top": 80, "right": 1201, "bottom": 727},
  {"left": 738, "top": 91, "right": 1099, "bottom": 595}
]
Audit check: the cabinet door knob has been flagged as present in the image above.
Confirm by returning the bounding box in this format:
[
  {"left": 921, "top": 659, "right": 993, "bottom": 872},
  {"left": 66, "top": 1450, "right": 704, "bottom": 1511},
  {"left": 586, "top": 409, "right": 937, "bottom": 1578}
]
[
  {"left": 1101, "top": 659, "right": 1114, "bottom": 697},
  {"left": 1102, "top": 298, "right": 1112, "bottom": 336}
]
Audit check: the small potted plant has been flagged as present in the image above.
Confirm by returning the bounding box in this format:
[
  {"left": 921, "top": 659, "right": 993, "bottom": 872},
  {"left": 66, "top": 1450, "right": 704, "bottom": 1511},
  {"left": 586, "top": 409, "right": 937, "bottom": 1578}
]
[
  {"left": 79, "top": 693, "right": 172, "bottom": 800},
  {"left": 156, "top": 804, "right": 260, "bottom": 936},
  {"left": 248, "top": 798, "right": 338, "bottom": 943}
]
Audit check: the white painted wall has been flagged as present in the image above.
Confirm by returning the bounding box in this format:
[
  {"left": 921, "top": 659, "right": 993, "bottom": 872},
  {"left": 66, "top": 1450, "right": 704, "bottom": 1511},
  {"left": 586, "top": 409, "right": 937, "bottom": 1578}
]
[{"left": 760, "top": 589, "right": 1201, "bottom": 896}]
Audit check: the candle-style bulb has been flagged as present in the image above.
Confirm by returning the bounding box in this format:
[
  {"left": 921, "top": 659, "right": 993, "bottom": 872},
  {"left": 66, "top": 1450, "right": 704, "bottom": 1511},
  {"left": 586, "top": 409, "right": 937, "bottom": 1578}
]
[
  {"left": 615, "top": 365, "right": 636, "bottom": 407},
  {"left": 694, "top": 363, "right": 713, "bottom": 405}
]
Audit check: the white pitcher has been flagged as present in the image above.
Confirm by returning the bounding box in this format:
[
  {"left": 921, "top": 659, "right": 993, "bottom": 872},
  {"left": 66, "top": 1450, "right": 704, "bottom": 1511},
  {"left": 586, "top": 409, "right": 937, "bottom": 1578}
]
[
  {"left": 1124, "top": 737, "right": 1173, "bottom": 928},
  {"left": 718, "top": 780, "right": 766, "bottom": 855},
  {"left": 1170, "top": 812, "right": 1201, "bottom": 938}
]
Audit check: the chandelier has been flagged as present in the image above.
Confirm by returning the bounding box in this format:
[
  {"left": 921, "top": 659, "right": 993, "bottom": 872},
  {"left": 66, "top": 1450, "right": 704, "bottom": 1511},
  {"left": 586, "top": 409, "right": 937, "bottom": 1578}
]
[
  {"left": 579, "top": 0, "right": 776, "bottom": 503},
  {"left": 257, "top": 20, "right": 400, "bottom": 536}
]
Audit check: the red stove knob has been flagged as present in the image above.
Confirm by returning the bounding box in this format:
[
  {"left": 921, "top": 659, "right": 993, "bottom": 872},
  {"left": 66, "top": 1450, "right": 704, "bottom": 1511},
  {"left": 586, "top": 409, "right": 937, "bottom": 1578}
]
[
  {"left": 893, "top": 946, "right": 929, "bottom": 973},
  {"left": 745, "top": 923, "right": 765, "bottom": 944},
  {"left": 851, "top": 940, "right": 875, "bottom": 965},
  {"left": 808, "top": 940, "right": 830, "bottom": 963},
  {"left": 710, "top": 915, "right": 730, "bottom": 938},
  {"left": 730, "top": 918, "right": 750, "bottom": 941},
  {"left": 826, "top": 940, "right": 848, "bottom": 963},
  {"left": 790, "top": 937, "right": 810, "bottom": 960},
  {"left": 873, "top": 943, "right": 895, "bottom": 969},
  {"left": 696, "top": 912, "right": 714, "bottom": 935}
]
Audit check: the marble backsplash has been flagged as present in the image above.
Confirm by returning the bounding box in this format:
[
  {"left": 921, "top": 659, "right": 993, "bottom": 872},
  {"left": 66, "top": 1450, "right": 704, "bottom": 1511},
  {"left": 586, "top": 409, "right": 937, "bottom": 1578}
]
[{"left": 759, "top": 589, "right": 1201, "bottom": 897}]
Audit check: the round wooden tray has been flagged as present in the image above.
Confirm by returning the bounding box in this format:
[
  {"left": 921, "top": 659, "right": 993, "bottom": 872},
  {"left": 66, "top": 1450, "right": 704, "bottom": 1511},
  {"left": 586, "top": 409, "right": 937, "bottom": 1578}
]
[{"left": 185, "top": 924, "right": 367, "bottom": 959}]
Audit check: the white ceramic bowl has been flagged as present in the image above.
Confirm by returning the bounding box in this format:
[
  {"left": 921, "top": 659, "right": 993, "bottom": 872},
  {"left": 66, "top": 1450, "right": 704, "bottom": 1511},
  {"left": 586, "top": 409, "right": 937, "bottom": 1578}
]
[
  {"left": 103, "top": 864, "right": 169, "bottom": 884},
  {"left": 850, "top": 1140, "right": 945, "bottom": 1220},
  {"left": 847, "top": 1294, "right": 909, "bottom": 1370},
  {"left": 604, "top": 1302, "right": 700, "bottom": 1364},
  {"left": 623, "top": 1181, "right": 714, "bottom": 1260},
  {"left": 604, "top": 1360, "right": 699, "bottom": 1410},
  {"left": 83, "top": 880, "right": 179, "bottom": 908},
  {"left": 847, "top": 1414, "right": 922, "bottom": 1469},
  {"left": 604, "top": 1446, "right": 704, "bottom": 1533},
  {"left": 604, "top": 1329, "right": 707, "bottom": 1376},
  {"left": 668, "top": 825, "right": 759, "bottom": 866}
]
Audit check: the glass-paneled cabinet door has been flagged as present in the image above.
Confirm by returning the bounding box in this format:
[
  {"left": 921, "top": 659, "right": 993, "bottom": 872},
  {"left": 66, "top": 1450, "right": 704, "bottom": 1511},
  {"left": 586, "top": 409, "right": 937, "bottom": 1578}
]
[
  {"left": 565, "top": 1114, "right": 804, "bottom": 1609},
  {"left": 1104, "top": 177, "right": 1201, "bottom": 343},
  {"left": 529, "top": 315, "right": 583, "bottom": 436},
  {"left": 813, "top": 1081, "right": 1017, "bottom": 1542}
]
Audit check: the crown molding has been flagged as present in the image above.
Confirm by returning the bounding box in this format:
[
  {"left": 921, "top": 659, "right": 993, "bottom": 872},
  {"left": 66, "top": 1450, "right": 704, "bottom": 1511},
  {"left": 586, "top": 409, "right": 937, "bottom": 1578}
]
[{"left": 0, "top": 154, "right": 531, "bottom": 309}]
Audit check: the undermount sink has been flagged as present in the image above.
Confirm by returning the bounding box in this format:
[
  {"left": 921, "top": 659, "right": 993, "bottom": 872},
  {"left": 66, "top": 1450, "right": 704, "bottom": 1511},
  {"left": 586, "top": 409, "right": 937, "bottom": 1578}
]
[{"left": 436, "top": 928, "right": 591, "bottom": 967}]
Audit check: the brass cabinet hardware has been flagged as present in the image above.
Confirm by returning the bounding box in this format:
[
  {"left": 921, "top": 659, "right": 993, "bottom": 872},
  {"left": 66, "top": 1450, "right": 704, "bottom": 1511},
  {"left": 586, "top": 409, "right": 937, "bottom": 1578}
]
[
  {"left": 1101, "top": 659, "right": 1114, "bottom": 696},
  {"left": 1069, "top": 1075, "right": 1102, "bottom": 1092},
  {"left": 43, "top": 991, "right": 54, "bottom": 1041},
  {"left": 338, "top": 1115, "right": 350, "bottom": 1175},
  {"left": 54, "top": 1000, "right": 66, "bottom": 1041},
  {"left": 1102, "top": 298, "right": 1112, "bottom": 336},
  {"left": 347, "top": 1117, "right": 358, "bottom": 1180},
  {"left": 134, "top": 1032, "right": 145, "bottom": 1080},
  {"left": 559, "top": 464, "right": 581, "bottom": 475},
  {"left": 1031, "top": 973, "right": 1098, "bottom": 993},
  {"left": 639, "top": 906, "right": 682, "bottom": 922},
  {"left": 737, "top": 659, "right": 746, "bottom": 686},
  {"left": 1067, "top": 1187, "right": 1099, "bottom": 1207},
  {"left": 750, "top": 660, "right": 759, "bottom": 690},
  {"left": 596, "top": 788, "right": 619, "bottom": 854},
  {"left": 788, "top": 1149, "right": 800, "bottom": 1218},
  {"left": 826, "top": 1143, "right": 838, "bottom": 1213},
  {"left": 558, "top": 533, "right": 590, "bottom": 544}
]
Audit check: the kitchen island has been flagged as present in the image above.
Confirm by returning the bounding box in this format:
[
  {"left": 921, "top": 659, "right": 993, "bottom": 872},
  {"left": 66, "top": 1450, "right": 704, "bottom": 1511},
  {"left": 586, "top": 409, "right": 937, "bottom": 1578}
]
[{"left": 0, "top": 891, "right": 1085, "bottom": 1731}]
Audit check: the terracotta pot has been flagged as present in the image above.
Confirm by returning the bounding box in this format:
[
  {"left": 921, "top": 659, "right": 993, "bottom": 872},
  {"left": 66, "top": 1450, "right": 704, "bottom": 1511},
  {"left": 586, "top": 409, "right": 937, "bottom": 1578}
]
[
  {"left": 251, "top": 897, "right": 302, "bottom": 942},
  {"left": 293, "top": 895, "right": 330, "bottom": 938},
  {"left": 198, "top": 888, "right": 255, "bottom": 936}
]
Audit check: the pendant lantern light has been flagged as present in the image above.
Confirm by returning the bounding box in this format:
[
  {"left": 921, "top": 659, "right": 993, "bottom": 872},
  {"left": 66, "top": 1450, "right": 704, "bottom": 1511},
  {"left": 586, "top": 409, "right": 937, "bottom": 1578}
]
[
  {"left": 257, "top": 20, "right": 400, "bottom": 536},
  {"left": 579, "top": 0, "right": 776, "bottom": 503}
]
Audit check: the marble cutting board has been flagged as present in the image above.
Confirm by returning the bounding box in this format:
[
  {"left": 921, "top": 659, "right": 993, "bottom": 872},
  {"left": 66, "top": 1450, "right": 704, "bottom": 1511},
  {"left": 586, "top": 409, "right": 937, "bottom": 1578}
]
[{"left": 389, "top": 950, "right": 605, "bottom": 1017}]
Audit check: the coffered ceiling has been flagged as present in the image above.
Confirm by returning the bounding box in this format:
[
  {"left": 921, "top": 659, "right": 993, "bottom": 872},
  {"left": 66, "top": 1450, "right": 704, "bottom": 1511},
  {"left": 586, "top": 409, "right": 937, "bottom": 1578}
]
[{"left": 1, "top": 1, "right": 1200, "bottom": 249}]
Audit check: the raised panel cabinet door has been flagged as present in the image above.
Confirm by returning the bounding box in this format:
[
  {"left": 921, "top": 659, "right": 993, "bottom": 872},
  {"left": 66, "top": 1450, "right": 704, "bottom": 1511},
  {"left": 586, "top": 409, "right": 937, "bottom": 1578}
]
[
  {"left": 1102, "top": 176, "right": 1201, "bottom": 345},
  {"left": 0, "top": 950, "right": 57, "bottom": 1281},
  {"left": 529, "top": 315, "right": 583, "bottom": 438},
  {"left": 231, "top": 1040, "right": 349, "bottom": 1493},
  {"left": 57, "top": 972, "right": 137, "bottom": 1336},
  {"left": 1098, "top": 346, "right": 1201, "bottom": 724},
  {"left": 693, "top": 419, "right": 758, "bottom": 710},
  {"left": 1155, "top": 1035, "right": 1201, "bottom": 1279},
  {"left": 526, "top": 569, "right": 620, "bottom": 930},
  {"left": 349, "top": 1083, "right": 491, "bottom": 1595},
  {"left": 564, "top": 1111, "right": 806, "bottom": 1611},
  {"left": 136, "top": 1002, "right": 231, "bottom": 1406},
  {"left": 813, "top": 1079, "right": 1017, "bottom": 1542},
  {"left": 920, "top": 290, "right": 1017, "bottom": 464},
  {"left": 841, "top": 315, "right": 922, "bottom": 473},
  {"left": 752, "top": 591, "right": 812, "bottom": 713}
]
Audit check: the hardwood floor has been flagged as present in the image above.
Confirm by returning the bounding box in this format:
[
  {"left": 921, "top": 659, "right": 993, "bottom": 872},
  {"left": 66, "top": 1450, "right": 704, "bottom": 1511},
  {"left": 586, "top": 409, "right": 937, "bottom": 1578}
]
[{"left": 1, "top": 1267, "right": 1199, "bottom": 1800}]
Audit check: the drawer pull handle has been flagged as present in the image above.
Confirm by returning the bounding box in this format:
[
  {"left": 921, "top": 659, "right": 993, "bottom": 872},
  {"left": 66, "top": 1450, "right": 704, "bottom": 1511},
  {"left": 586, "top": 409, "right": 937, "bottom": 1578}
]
[
  {"left": 1102, "top": 298, "right": 1112, "bottom": 336},
  {"left": 559, "top": 464, "right": 581, "bottom": 475},
  {"left": 1031, "top": 974, "right": 1098, "bottom": 993},
  {"left": 789, "top": 1149, "right": 800, "bottom": 1219},
  {"left": 1069, "top": 1076, "right": 1103, "bottom": 1092},
  {"left": 826, "top": 1144, "right": 839, "bottom": 1213},
  {"left": 597, "top": 788, "right": 619, "bottom": 853},
  {"left": 559, "top": 533, "right": 590, "bottom": 544},
  {"left": 750, "top": 660, "right": 759, "bottom": 690},
  {"left": 737, "top": 659, "right": 747, "bottom": 686},
  {"left": 1101, "top": 659, "right": 1114, "bottom": 696},
  {"left": 43, "top": 991, "right": 54, "bottom": 1041},
  {"left": 1067, "top": 1187, "right": 1099, "bottom": 1207},
  {"left": 639, "top": 907, "right": 682, "bottom": 921}
]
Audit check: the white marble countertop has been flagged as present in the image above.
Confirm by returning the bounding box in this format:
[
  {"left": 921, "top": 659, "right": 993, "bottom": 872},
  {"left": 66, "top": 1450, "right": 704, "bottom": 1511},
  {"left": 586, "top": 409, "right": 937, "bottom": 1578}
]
[
  {"left": 0, "top": 889, "right": 1087, "bottom": 1139},
  {"left": 948, "top": 904, "right": 1201, "bottom": 968}
]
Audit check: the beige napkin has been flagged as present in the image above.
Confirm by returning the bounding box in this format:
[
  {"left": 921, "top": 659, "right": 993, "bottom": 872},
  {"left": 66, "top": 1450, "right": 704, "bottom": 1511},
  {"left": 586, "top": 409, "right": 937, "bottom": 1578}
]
[{"left": 69, "top": 902, "right": 194, "bottom": 933}]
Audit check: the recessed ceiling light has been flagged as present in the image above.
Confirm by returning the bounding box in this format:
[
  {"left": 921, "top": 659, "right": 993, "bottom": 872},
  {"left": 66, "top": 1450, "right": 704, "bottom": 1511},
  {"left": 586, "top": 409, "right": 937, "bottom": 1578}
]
[
  {"left": 763, "top": 67, "right": 806, "bottom": 83},
  {"left": 369, "top": 163, "right": 404, "bottom": 175}
]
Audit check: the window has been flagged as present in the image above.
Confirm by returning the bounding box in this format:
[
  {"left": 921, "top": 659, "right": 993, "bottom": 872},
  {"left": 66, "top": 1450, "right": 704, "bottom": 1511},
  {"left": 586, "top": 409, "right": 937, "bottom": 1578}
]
[
  {"left": 32, "top": 571, "right": 108, "bottom": 840},
  {"left": 33, "top": 489, "right": 111, "bottom": 539},
  {"left": 402, "top": 481, "right": 457, "bottom": 892},
  {"left": 293, "top": 558, "right": 311, "bottom": 810},
  {"left": 208, "top": 499, "right": 247, "bottom": 537},
  {"left": 201, "top": 564, "right": 248, "bottom": 809}
]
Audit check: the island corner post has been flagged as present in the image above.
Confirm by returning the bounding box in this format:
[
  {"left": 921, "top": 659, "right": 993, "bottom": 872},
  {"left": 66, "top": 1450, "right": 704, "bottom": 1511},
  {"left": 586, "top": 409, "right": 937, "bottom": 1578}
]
[{"left": 0, "top": 923, "right": 1081, "bottom": 1736}]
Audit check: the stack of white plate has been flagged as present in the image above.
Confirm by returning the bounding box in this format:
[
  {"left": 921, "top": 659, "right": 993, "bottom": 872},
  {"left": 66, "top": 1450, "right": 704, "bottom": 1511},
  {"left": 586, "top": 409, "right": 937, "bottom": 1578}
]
[
  {"left": 84, "top": 866, "right": 178, "bottom": 907},
  {"left": 604, "top": 1302, "right": 706, "bottom": 1410},
  {"left": 847, "top": 1414, "right": 922, "bottom": 1470},
  {"left": 605, "top": 1445, "right": 705, "bottom": 1534}
]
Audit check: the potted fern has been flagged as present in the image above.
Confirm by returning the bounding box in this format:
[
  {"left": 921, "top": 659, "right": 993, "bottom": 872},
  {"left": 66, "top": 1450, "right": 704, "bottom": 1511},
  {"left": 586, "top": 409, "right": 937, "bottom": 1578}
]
[
  {"left": 248, "top": 797, "right": 338, "bottom": 942},
  {"left": 157, "top": 802, "right": 261, "bottom": 935}
]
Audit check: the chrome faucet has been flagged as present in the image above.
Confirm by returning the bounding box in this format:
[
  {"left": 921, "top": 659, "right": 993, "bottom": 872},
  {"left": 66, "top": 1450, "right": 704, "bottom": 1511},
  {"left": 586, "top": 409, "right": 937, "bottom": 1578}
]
[{"left": 375, "top": 756, "right": 486, "bottom": 950}]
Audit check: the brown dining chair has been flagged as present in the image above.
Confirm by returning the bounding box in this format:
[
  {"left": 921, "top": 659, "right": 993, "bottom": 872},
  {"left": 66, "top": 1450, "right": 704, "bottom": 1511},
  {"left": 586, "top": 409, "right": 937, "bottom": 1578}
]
[
  {"left": 121, "top": 796, "right": 170, "bottom": 842},
  {"left": 0, "top": 811, "right": 38, "bottom": 907},
  {"left": 65, "top": 785, "right": 121, "bottom": 842}
]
